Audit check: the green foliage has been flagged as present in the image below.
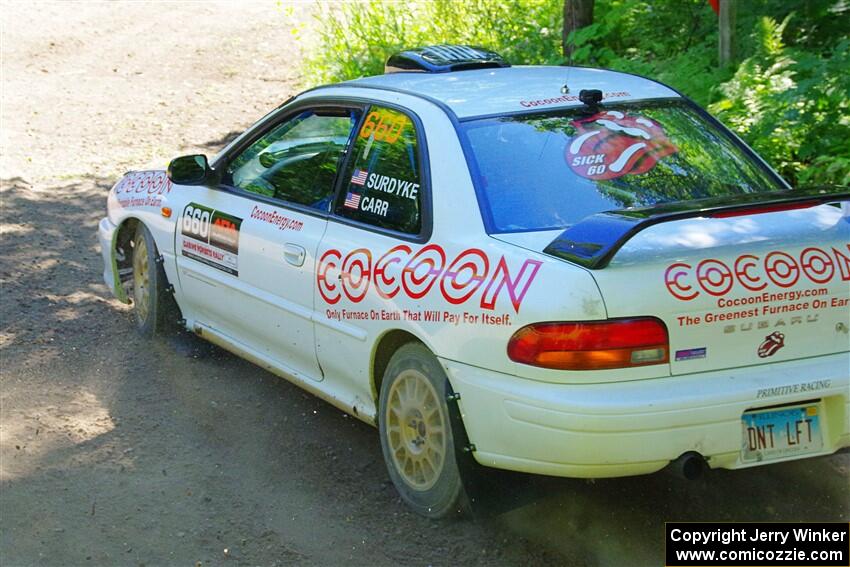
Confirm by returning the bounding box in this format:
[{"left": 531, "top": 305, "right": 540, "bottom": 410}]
[
  {"left": 711, "top": 18, "right": 850, "bottom": 185},
  {"left": 300, "top": 0, "right": 850, "bottom": 186},
  {"left": 303, "top": 0, "right": 563, "bottom": 84}
]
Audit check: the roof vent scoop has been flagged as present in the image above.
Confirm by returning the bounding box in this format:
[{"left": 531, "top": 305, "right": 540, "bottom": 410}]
[{"left": 385, "top": 45, "right": 509, "bottom": 74}]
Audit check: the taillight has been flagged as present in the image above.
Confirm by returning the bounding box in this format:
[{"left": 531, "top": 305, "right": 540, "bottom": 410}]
[
  {"left": 507, "top": 318, "right": 669, "bottom": 371},
  {"left": 711, "top": 201, "right": 818, "bottom": 218}
]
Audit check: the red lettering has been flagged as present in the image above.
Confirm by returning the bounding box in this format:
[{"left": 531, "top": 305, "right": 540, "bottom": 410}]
[
  {"left": 665, "top": 245, "right": 847, "bottom": 300},
  {"left": 141, "top": 173, "right": 153, "bottom": 193},
  {"left": 832, "top": 245, "right": 850, "bottom": 281},
  {"left": 696, "top": 259, "right": 733, "bottom": 297},
  {"left": 135, "top": 173, "right": 148, "bottom": 193},
  {"left": 799, "top": 247, "right": 834, "bottom": 284},
  {"left": 214, "top": 218, "right": 234, "bottom": 230},
  {"left": 341, "top": 248, "right": 372, "bottom": 302},
  {"left": 317, "top": 249, "right": 341, "bottom": 305},
  {"left": 664, "top": 262, "right": 698, "bottom": 300},
  {"left": 148, "top": 173, "right": 163, "bottom": 194},
  {"left": 113, "top": 171, "right": 171, "bottom": 195},
  {"left": 402, "top": 244, "right": 446, "bottom": 299},
  {"left": 480, "top": 257, "right": 543, "bottom": 313},
  {"left": 734, "top": 254, "right": 766, "bottom": 291},
  {"left": 765, "top": 251, "right": 800, "bottom": 288},
  {"left": 373, "top": 245, "right": 410, "bottom": 299},
  {"left": 440, "top": 248, "right": 489, "bottom": 305},
  {"left": 317, "top": 245, "right": 541, "bottom": 312}
]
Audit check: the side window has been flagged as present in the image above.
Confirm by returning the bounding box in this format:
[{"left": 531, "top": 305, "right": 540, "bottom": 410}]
[
  {"left": 224, "top": 108, "right": 360, "bottom": 210},
  {"left": 335, "top": 106, "right": 422, "bottom": 234}
]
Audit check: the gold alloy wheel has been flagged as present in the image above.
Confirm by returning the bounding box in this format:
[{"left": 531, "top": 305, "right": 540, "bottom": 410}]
[
  {"left": 385, "top": 368, "right": 447, "bottom": 491},
  {"left": 132, "top": 236, "right": 150, "bottom": 324}
]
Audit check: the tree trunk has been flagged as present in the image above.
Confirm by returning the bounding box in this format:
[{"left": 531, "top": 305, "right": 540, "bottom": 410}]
[
  {"left": 562, "top": 0, "right": 595, "bottom": 60},
  {"left": 718, "top": 0, "right": 736, "bottom": 66}
]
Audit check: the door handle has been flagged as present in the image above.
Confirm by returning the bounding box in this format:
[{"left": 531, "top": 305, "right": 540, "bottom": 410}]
[{"left": 283, "top": 243, "right": 306, "bottom": 267}]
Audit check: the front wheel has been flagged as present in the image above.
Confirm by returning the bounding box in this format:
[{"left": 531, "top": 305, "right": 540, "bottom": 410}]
[
  {"left": 131, "top": 224, "right": 177, "bottom": 337},
  {"left": 378, "top": 343, "right": 467, "bottom": 518}
]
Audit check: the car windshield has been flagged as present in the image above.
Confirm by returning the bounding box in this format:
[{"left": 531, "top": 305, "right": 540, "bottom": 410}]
[{"left": 459, "top": 100, "right": 787, "bottom": 233}]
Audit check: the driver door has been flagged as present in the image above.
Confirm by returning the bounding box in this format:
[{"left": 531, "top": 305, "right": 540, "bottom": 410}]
[{"left": 175, "top": 105, "right": 362, "bottom": 381}]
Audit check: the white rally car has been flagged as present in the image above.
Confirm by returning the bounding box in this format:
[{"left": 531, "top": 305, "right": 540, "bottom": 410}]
[{"left": 99, "top": 45, "right": 850, "bottom": 518}]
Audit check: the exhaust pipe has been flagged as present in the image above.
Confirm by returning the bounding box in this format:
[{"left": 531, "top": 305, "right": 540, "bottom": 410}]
[{"left": 668, "top": 451, "right": 706, "bottom": 480}]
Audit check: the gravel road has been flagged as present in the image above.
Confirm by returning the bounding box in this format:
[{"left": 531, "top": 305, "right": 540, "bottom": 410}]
[{"left": 1, "top": 2, "right": 848, "bottom": 566}]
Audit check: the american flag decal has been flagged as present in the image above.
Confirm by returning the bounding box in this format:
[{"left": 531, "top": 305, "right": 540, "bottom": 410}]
[
  {"left": 350, "top": 169, "right": 368, "bottom": 185},
  {"left": 344, "top": 192, "right": 361, "bottom": 209}
]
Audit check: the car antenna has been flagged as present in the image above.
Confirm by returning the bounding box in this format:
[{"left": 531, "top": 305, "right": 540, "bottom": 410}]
[{"left": 561, "top": 5, "right": 577, "bottom": 95}]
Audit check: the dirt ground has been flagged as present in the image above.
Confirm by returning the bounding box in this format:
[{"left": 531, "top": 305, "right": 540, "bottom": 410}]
[{"left": 1, "top": 2, "right": 848, "bottom": 566}]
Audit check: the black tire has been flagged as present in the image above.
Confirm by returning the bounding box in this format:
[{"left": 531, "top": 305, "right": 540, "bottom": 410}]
[
  {"left": 378, "top": 343, "right": 468, "bottom": 519},
  {"left": 131, "top": 224, "right": 177, "bottom": 337}
]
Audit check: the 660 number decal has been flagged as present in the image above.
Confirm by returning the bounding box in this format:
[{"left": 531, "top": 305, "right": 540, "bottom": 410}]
[
  {"left": 180, "top": 203, "right": 242, "bottom": 275},
  {"left": 183, "top": 204, "right": 212, "bottom": 240}
]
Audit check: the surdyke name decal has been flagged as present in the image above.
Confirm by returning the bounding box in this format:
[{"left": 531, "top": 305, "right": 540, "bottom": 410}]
[{"left": 317, "top": 244, "right": 542, "bottom": 314}]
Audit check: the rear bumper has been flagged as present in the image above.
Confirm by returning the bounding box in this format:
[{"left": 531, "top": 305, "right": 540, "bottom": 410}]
[{"left": 443, "top": 353, "right": 850, "bottom": 478}]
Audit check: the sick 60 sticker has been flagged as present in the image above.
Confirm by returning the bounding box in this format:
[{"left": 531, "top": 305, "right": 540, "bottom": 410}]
[{"left": 566, "top": 110, "right": 677, "bottom": 180}]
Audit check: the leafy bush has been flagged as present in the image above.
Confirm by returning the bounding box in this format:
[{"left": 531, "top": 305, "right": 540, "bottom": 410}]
[
  {"left": 300, "top": 0, "right": 849, "bottom": 186},
  {"left": 711, "top": 17, "right": 850, "bottom": 185},
  {"left": 302, "top": 0, "right": 563, "bottom": 85}
]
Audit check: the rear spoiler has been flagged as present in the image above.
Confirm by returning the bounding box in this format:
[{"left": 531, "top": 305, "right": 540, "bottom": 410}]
[{"left": 543, "top": 186, "right": 850, "bottom": 269}]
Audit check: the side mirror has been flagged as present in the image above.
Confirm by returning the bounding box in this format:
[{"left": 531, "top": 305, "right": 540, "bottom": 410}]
[
  {"left": 167, "top": 154, "right": 212, "bottom": 185},
  {"left": 258, "top": 151, "right": 277, "bottom": 169}
]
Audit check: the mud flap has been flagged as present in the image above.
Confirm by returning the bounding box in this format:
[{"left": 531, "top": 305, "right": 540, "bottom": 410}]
[
  {"left": 110, "top": 227, "right": 130, "bottom": 304},
  {"left": 444, "top": 379, "right": 541, "bottom": 519}
]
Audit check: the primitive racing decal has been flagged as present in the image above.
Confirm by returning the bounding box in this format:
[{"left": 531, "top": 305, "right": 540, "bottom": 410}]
[
  {"left": 180, "top": 203, "right": 242, "bottom": 276},
  {"left": 756, "top": 379, "right": 832, "bottom": 399},
  {"left": 566, "top": 110, "right": 677, "bottom": 180}
]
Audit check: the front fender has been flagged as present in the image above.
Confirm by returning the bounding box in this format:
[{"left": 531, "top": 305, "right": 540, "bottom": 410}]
[{"left": 101, "top": 169, "right": 177, "bottom": 303}]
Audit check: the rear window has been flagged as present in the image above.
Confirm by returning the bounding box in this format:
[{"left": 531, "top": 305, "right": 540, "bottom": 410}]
[{"left": 460, "top": 100, "right": 786, "bottom": 233}]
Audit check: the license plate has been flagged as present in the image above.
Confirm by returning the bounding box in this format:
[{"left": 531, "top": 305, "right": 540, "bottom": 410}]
[{"left": 741, "top": 404, "right": 823, "bottom": 462}]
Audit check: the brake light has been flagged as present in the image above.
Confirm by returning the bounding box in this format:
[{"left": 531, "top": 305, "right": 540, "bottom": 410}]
[
  {"left": 507, "top": 318, "right": 669, "bottom": 370},
  {"left": 710, "top": 201, "right": 817, "bottom": 218}
]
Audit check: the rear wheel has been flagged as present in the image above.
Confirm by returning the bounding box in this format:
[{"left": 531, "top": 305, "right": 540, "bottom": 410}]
[
  {"left": 378, "top": 343, "right": 467, "bottom": 518},
  {"left": 131, "top": 224, "right": 177, "bottom": 337}
]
